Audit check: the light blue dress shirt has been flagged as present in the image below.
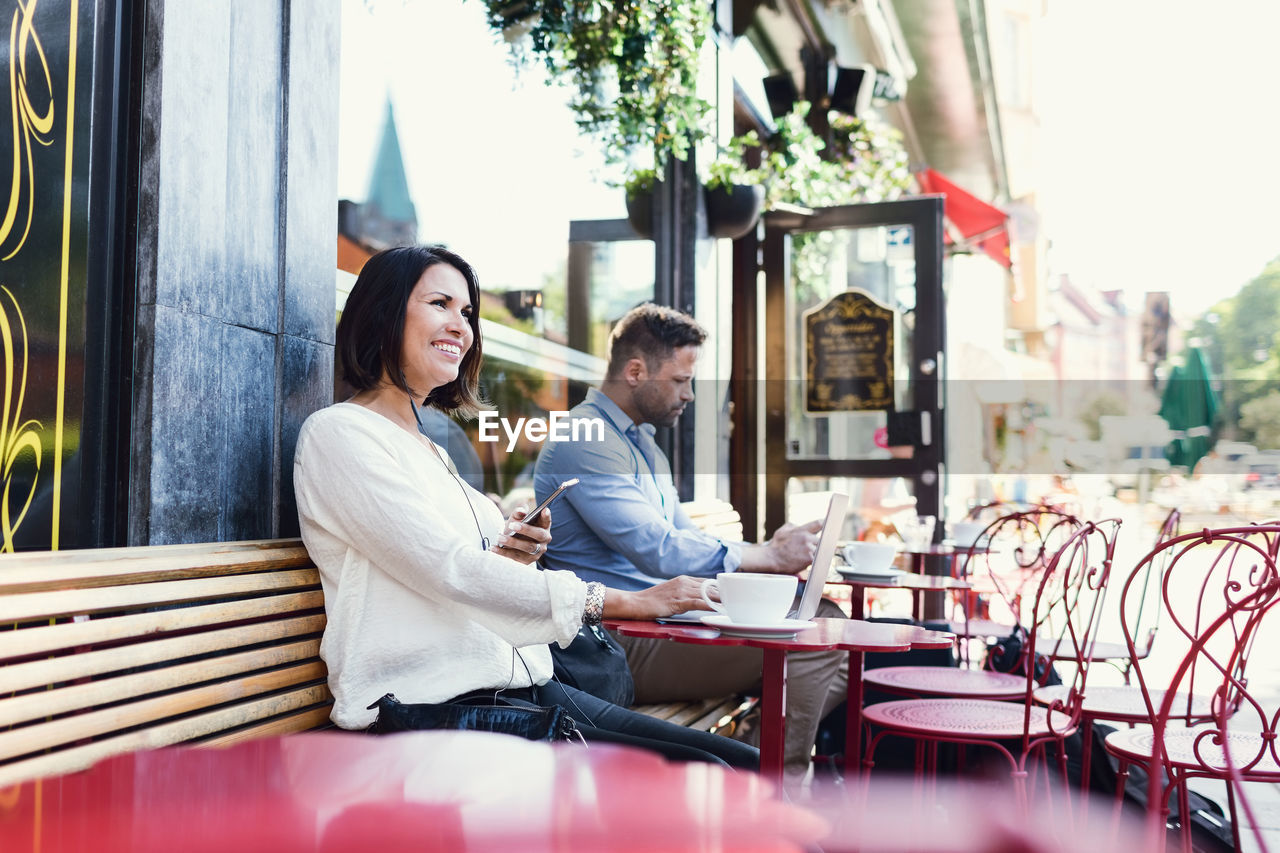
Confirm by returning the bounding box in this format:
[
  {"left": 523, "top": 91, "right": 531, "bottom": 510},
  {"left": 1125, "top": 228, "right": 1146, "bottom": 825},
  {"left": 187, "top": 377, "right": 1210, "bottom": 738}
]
[{"left": 533, "top": 388, "right": 743, "bottom": 590}]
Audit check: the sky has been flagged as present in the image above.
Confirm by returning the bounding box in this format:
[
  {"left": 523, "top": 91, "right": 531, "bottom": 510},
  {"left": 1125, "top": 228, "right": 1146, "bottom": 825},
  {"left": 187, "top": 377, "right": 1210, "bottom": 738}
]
[
  {"left": 337, "top": 0, "right": 627, "bottom": 294},
  {"left": 337, "top": 1, "right": 1280, "bottom": 319},
  {"left": 1038, "top": 1, "right": 1280, "bottom": 319}
]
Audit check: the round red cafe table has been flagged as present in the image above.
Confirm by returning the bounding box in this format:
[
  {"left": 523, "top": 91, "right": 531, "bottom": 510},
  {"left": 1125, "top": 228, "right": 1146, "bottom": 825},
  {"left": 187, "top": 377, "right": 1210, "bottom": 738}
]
[
  {"left": 0, "top": 730, "right": 827, "bottom": 852},
  {"left": 829, "top": 571, "right": 971, "bottom": 620},
  {"left": 608, "top": 617, "right": 954, "bottom": 781}
]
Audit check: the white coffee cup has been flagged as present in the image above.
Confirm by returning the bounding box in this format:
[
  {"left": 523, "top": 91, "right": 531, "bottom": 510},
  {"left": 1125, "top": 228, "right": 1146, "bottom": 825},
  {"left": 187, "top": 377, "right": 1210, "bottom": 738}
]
[
  {"left": 699, "top": 573, "right": 797, "bottom": 625},
  {"left": 841, "top": 541, "right": 897, "bottom": 572},
  {"left": 950, "top": 521, "right": 987, "bottom": 547}
]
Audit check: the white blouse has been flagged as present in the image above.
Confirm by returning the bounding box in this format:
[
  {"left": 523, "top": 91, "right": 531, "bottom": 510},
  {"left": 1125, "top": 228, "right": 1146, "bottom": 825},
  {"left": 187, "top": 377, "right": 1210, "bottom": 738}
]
[{"left": 294, "top": 402, "right": 586, "bottom": 729}]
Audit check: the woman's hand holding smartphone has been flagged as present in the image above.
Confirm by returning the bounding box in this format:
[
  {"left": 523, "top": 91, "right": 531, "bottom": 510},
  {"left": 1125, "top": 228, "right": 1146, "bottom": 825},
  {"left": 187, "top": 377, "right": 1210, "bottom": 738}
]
[{"left": 490, "top": 479, "right": 578, "bottom": 564}]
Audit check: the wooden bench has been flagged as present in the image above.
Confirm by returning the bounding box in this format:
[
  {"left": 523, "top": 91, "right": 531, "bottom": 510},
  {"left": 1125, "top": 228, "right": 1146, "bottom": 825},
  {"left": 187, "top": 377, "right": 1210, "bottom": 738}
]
[
  {"left": 631, "top": 695, "right": 757, "bottom": 738},
  {"left": 681, "top": 498, "right": 745, "bottom": 543},
  {"left": 0, "top": 539, "right": 331, "bottom": 786},
  {"left": 626, "top": 500, "right": 758, "bottom": 736},
  {"left": 0, "top": 535, "right": 753, "bottom": 786}
]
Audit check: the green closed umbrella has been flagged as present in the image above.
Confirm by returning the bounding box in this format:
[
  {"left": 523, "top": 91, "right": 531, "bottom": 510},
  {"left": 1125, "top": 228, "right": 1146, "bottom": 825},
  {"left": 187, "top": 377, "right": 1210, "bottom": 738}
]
[{"left": 1159, "top": 347, "right": 1220, "bottom": 470}]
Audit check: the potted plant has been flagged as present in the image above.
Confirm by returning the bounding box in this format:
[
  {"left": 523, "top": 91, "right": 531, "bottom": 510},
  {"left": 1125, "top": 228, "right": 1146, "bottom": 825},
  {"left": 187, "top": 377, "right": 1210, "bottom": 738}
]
[
  {"left": 482, "top": 1, "right": 714, "bottom": 171},
  {"left": 703, "top": 135, "right": 766, "bottom": 239},
  {"left": 624, "top": 167, "right": 659, "bottom": 238},
  {"left": 720, "top": 103, "right": 912, "bottom": 298}
]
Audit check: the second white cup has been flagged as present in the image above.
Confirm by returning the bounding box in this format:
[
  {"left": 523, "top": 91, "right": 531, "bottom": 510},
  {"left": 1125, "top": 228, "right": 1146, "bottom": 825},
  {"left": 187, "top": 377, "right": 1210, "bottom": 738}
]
[{"left": 700, "top": 572, "right": 797, "bottom": 624}]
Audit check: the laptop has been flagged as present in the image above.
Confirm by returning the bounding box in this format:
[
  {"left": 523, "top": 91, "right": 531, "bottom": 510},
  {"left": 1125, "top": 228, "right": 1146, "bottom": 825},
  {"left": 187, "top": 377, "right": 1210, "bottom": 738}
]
[{"left": 658, "top": 492, "right": 849, "bottom": 624}]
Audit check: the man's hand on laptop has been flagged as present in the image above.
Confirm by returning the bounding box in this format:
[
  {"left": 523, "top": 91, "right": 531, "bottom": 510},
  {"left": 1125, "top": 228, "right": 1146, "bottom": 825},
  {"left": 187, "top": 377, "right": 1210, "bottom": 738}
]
[
  {"left": 741, "top": 520, "right": 822, "bottom": 574},
  {"left": 603, "top": 576, "right": 714, "bottom": 621}
]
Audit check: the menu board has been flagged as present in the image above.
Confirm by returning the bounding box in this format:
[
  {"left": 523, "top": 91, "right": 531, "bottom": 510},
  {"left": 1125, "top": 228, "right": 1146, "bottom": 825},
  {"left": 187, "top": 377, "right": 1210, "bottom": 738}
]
[{"left": 804, "top": 290, "right": 894, "bottom": 412}]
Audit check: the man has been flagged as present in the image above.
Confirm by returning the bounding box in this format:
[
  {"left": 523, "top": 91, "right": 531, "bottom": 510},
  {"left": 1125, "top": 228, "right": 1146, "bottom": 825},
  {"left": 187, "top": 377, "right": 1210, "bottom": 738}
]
[{"left": 534, "top": 303, "right": 848, "bottom": 785}]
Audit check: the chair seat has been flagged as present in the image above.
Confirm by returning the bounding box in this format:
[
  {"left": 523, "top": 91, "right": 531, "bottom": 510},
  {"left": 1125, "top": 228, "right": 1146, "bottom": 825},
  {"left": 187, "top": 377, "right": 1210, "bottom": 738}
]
[
  {"left": 946, "top": 618, "right": 1014, "bottom": 639},
  {"left": 1105, "top": 725, "right": 1280, "bottom": 778},
  {"left": 865, "top": 666, "right": 1026, "bottom": 699},
  {"left": 864, "top": 698, "right": 1075, "bottom": 740},
  {"left": 1037, "top": 637, "right": 1148, "bottom": 662},
  {"left": 1034, "top": 685, "right": 1213, "bottom": 723}
]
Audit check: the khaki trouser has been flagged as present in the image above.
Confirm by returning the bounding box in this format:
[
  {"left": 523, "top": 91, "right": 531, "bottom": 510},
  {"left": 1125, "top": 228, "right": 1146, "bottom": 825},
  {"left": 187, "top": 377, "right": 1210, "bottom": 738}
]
[{"left": 613, "top": 598, "right": 849, "bottom": 783}]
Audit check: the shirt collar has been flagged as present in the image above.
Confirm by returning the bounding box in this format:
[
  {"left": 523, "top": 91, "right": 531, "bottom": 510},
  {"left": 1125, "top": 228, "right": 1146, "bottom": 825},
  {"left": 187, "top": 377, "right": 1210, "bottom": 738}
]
[{"left": 584, "top": 387, "right": 656, "bottom": 439}]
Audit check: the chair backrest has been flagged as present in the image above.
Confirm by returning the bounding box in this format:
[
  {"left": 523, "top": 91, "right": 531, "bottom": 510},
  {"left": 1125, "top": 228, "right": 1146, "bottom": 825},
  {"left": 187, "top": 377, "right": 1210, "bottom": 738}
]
[
  {"left": 1122, "top": 524, "right": 1280, "bottom": 728},
  {"left": 1021, "top": 520, "right": 1122, "bottom": 735},
  {"left": 1115, "top": 508, "right": 1183, "bottom": 670},
  {"left": 1145, "top": 571, "right": 1280, "bottom": 846},
  {"left": 954, "top": 507, "right": 1085, "bottom": 629}
]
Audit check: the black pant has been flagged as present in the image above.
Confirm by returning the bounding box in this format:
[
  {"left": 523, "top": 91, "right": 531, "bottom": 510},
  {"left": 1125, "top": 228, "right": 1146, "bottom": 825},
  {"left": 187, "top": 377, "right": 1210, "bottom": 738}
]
[{"left": 504, "top": 680, "right": 758, "bottom": 771}]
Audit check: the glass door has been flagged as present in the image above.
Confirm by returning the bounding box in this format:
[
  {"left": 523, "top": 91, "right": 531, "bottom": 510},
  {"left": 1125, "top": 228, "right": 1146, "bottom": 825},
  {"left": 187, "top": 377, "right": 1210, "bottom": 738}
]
[{"left": 761, "top": 197, "right": 945, "bottom": 541}]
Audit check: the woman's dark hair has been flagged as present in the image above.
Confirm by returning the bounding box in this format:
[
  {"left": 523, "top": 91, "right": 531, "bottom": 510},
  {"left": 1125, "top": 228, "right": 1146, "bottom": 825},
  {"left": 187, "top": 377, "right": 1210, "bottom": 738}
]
[
  {"left": 606, "top": 302, "right": 707, "bottom": 379},
  {"left": 337, "top": 245, "right": 485, "bottom": 417}
]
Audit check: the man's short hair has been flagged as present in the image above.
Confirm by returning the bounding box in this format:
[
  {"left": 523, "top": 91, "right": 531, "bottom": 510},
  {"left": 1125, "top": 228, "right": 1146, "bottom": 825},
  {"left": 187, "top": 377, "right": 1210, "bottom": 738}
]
[{"left": 606, "top": 303, "right": 708, "bottom": 378}]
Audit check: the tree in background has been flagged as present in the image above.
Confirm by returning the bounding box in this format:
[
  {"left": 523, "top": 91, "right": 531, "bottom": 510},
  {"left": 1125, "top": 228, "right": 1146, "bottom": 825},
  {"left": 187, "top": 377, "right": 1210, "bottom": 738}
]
[
  {"left": 1189, "top": 257, "right": 1280, "bottom": 445},
  {"left": 1075, "top": 389, "right": 1128, "bottom": 441},
  {"left": 1240, "top": 392, "right": 1280, "bottom": 449}
]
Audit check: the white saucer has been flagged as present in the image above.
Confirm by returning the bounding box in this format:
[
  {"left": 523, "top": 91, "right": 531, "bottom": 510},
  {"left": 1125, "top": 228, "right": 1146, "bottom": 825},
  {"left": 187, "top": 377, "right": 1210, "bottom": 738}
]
[
  {"left": 701, "top": 615, "right": 813, "bottom": 637},
  {"left": 837, "top": 566, "right": 906, "bottom": 581}
]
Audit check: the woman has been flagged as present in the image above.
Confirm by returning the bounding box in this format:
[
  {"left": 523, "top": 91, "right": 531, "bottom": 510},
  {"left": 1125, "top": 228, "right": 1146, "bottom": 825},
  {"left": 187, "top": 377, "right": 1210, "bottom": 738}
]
[{"left": 294, "top": 245, "right": 756, "bottom": 768}]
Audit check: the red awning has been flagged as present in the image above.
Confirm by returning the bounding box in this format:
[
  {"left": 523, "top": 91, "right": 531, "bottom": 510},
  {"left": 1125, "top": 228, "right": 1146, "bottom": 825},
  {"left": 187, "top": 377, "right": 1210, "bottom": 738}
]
[{"left": 914, "top": 168, "right": 1012, "bottom": 270}]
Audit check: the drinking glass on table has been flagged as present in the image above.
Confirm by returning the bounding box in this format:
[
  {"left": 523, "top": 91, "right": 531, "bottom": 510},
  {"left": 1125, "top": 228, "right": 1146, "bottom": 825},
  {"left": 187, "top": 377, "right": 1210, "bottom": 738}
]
[{"left": 897, "top": 515, "right": 936, "bottom": 551}]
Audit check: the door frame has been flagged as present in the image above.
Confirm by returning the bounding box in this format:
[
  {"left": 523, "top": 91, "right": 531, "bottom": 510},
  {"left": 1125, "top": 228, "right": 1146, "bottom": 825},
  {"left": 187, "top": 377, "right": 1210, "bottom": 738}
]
[{"left": 757, "top": 197, "right": 946, "bottom": 537}]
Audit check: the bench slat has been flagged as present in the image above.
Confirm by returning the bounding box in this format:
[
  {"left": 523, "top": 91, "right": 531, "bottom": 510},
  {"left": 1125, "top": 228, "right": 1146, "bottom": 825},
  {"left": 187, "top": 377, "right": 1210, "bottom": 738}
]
[
  {"left": 0, "top": 637, "right": 323, "bottom": 727},
  {"left": 0, "top": 538, "right": 302, "bottom": 567},
  {"left": 0, "top": 542, "right": 312, "bottom": 594},
  {"left": 0, "top": 683, "right": 332, "bottom": 787},
  {"left": 690, "top": 697, "right": 756, "bottom": 734},
  {"left": 0, "top": 661, "right": 329, "bottom": 762},
  {"left": 0, "top": 568, "right": 320, "bottom": 622},
  {"left": 0, "top": 614, "right": 325, "bottom": 695},
  {"left": 0, "top": 591, "right": 325, "bottom": 661},
  {"left": 197, "top": 706, "right": 335, "bottom": 748},
  {"left": 659, "top": 697, "right": 734, "bottom": 728},
  {"left": 629, "top": 702, "right": 683, "bottom": 722}
]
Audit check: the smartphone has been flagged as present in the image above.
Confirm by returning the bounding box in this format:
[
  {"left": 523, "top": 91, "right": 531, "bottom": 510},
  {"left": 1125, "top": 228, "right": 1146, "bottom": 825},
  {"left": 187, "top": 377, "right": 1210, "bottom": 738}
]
[{"left": 525, "top": 478, "right": 579, "bottom": 522}]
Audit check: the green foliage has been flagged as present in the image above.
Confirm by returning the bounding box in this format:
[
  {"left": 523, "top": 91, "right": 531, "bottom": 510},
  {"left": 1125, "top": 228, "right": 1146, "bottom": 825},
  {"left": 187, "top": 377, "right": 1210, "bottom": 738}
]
[
  {"left": 1240, "top": 391, "right": 1280, "bottom": 449},
  {"left": 703, "top": 131, "right": 763, "bottom": 190},
  {"left": 826, "top": 113, "right": 912, "bottom": 203},
  {"left": 708, "top": 104, "right": 912, "bottom": 209},
  {"left": 481, "top": 1, "right": 713, "bottom": 171},
  {"left": 623, "top": 166, "right": 658, "bottom": 200},
  {"left": 1075, "top": 390, "right": 1128, "bottom": 441},
  {"left": 704, "top": 103, "right": 911, "bottom": 300},
  {"left": 1189, "top": 257, "right": 1280, "bottom": 443}
]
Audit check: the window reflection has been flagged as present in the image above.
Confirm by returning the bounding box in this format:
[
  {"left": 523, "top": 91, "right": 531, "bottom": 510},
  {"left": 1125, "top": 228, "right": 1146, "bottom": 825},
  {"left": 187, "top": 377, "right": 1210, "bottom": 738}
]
[{"left": 336, "top": 0, "right": 657, "bottom": 506}]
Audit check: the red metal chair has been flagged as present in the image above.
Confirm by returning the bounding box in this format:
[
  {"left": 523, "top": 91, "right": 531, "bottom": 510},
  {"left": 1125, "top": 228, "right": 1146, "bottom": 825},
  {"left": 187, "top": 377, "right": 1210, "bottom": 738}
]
[
  {"left": 863, "top": 508, "right": 1084, "bottom": 702},
  {"left": 861, "top": 519, "right": 1121, "bottom": 811},
  {"left": 1076, "top": 508, "right": 1182, "bottom": 680},
  {"left": 1031, "top": 509, "right": 1182, "bottom": 792},
  {"left": 1103, "top": 526, "right": 1280, "bottom": 853}
]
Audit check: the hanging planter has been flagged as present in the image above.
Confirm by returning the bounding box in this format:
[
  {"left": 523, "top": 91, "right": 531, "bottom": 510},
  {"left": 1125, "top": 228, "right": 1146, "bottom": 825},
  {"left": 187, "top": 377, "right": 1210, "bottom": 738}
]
[
  {"left": 624, "top": 168, "right": 657, "bottom": 239},
  {"left": 481, "top": 1, "right": 713, "bottom": 172},
  {"left": 626, "top": 189, "right": 655, "bottom": 239},
  {"left": 704, "top": 183, "right": 765, "bottom": 239}
]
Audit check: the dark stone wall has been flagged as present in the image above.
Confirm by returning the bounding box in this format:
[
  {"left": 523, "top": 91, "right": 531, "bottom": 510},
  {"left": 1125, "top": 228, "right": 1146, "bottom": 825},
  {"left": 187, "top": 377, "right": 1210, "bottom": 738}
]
[{"left": 131, "top": 0, "right": 339, "bottom": 545}]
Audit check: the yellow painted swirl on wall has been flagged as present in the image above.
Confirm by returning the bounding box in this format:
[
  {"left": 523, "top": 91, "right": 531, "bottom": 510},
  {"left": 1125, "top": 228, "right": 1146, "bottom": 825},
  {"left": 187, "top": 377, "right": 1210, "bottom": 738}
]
[
  {"left": 1, "top": 0, "right": 56, "bottom": 261},
  {"left": 0, "top": 285, "right": 41, "bottom": 552}
]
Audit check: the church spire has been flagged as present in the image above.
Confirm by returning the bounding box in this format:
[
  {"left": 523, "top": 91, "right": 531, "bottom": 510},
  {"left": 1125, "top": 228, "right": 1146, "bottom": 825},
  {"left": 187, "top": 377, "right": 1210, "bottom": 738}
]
[{"left": 366, "top": 97, "right": 417, "bottom": 228}]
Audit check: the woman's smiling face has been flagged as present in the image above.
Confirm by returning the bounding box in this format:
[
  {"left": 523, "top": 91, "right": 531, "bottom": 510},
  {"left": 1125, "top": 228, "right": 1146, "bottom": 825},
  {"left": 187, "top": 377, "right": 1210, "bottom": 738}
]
[{"left": 398, "top": 263, "right": 474, "bottom": 397}]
